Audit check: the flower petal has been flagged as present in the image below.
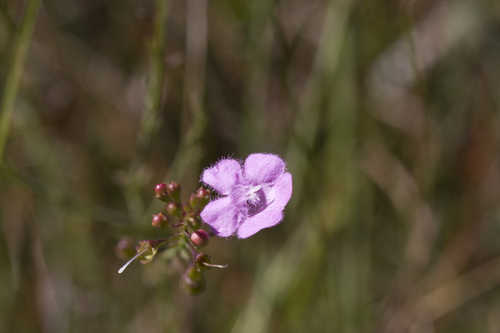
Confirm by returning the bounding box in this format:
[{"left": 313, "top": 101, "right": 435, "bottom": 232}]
[
  {"left": 236, "top": 172, "right": 292, "bottom": 238},
  {"left": 270, "top": 172, "right": 293, "bottom": 208},
  {"left": 259, "top": 172, "right": 293, "bottom": 209},
  {"left": 201, "top": 159, "right": 242, "bottom": 195},
  {"left": 236, "top": 205, "right": 283, "bottom": 239},
  {"left": 200, "top": 196, "right": 239, "bottom": 237},
  {"left": 244, "top": 153, "right": 285, "bottom": 184}
]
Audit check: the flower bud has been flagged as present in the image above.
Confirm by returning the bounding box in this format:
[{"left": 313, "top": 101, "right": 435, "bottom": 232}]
[
  {"left": 189, "top": 187, "right": 210, "bottom": 211},
  {"left": 182, "top": 266, "right": 206, "bottom": 295},
  {"left": 152, "top": 212, "right": 168, "bottom": 227},
  {"left": 154, "top": 183, "right": 168, "bottom": 201},
  {"left": 166, "top": 181, "right": 181, "bottom": 202},
  {"left": 190, "top": 229, "right": 209, "bottom": 247},
  {"left": 115, "top": 237, "right": 136, "bottom": 260},
  {"left": 165, "top": 202, "right": 181, "bottom": 217}
]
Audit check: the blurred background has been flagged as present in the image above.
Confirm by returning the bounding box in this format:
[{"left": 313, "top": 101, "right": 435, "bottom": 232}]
[{"left": 1, "top": 0, "right": 500, "bottom": 332}]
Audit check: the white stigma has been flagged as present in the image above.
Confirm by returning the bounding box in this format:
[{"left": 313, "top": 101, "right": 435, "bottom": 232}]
[{"left": 117, "top": 248, "right": 148, "bottom": 274}]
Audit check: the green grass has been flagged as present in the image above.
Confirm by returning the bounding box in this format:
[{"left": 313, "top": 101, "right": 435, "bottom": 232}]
[{"left": 1, "top": 0, "right": 500, "bottom": 332}]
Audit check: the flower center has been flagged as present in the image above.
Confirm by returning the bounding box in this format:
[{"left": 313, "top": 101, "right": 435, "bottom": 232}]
[
  {"left": 246, "top": 185, "right": 262, "bottom": 205},
  {"left": 231, "top": 184, "right": 267, "bottom": 216}
]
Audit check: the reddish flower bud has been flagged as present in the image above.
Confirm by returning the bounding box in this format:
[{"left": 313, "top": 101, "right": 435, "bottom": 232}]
[
  {"left": 196, "top": 187, "right": 210, "bottom": 199},
  {"left": 189, "top": 187, "right": 210, "bottom": 211},
  {"left": 165, "top": 202, "right": 180, "bottom": 217},
  {"left": 166, "top": 181, "right": 181, "bottom": 202},
  {"left": 190, "top": 229, "right": 209, "bottom": 247},
  {"left": 154, "top": 183, "right": 168, "bottom": 200},
  {"left": 152, "top": 212, "right": 168, "bottom": 227}
]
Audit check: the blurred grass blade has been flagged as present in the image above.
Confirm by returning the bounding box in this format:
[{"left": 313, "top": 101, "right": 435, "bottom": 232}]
[
  {"left": 0, "top": 0, "right": 41, "bottom": 164},
  {"left": 124, "top": 0, "right": 169, "bottom": 221}
]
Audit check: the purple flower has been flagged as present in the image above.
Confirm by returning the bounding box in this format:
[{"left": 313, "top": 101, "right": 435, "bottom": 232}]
[{"left": 200, "top": 153, "right": 293, "bottom": 238}]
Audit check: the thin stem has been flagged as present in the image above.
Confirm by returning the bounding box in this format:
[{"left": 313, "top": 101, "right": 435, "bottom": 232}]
[
  {"left": 0, "top": 0, "right": 41, "bottom": 164},
  {"left": 168, "top": 0, "right": 207, "bottom": 182},
  {"left": 136, "top": 0, "right": 168, "bottom": 153}
]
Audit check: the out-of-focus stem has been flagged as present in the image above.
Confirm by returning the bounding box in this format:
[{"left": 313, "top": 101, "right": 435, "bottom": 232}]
[
  {"left": 239, "top": 1, "right": 274, "bottom": 153},
  {"left": 136, "top": 0, "right": 168, "bottom": 153},
  {"left": 125, "top": 0, "right": 168, "bottom": 221},
  {"left": 0, "top": 0, "right": 41, "bottom": 164},
  {"left": 232, "top": 1, "right": 355, "bottom": 332},
  {"left": 168, "top": 0, "right": 207, "bottom": 182}
]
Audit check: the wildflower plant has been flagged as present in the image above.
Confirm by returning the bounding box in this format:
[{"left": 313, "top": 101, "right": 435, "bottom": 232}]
[{"left": 116, "top": 153, "right": 292, "bottom": 294}]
